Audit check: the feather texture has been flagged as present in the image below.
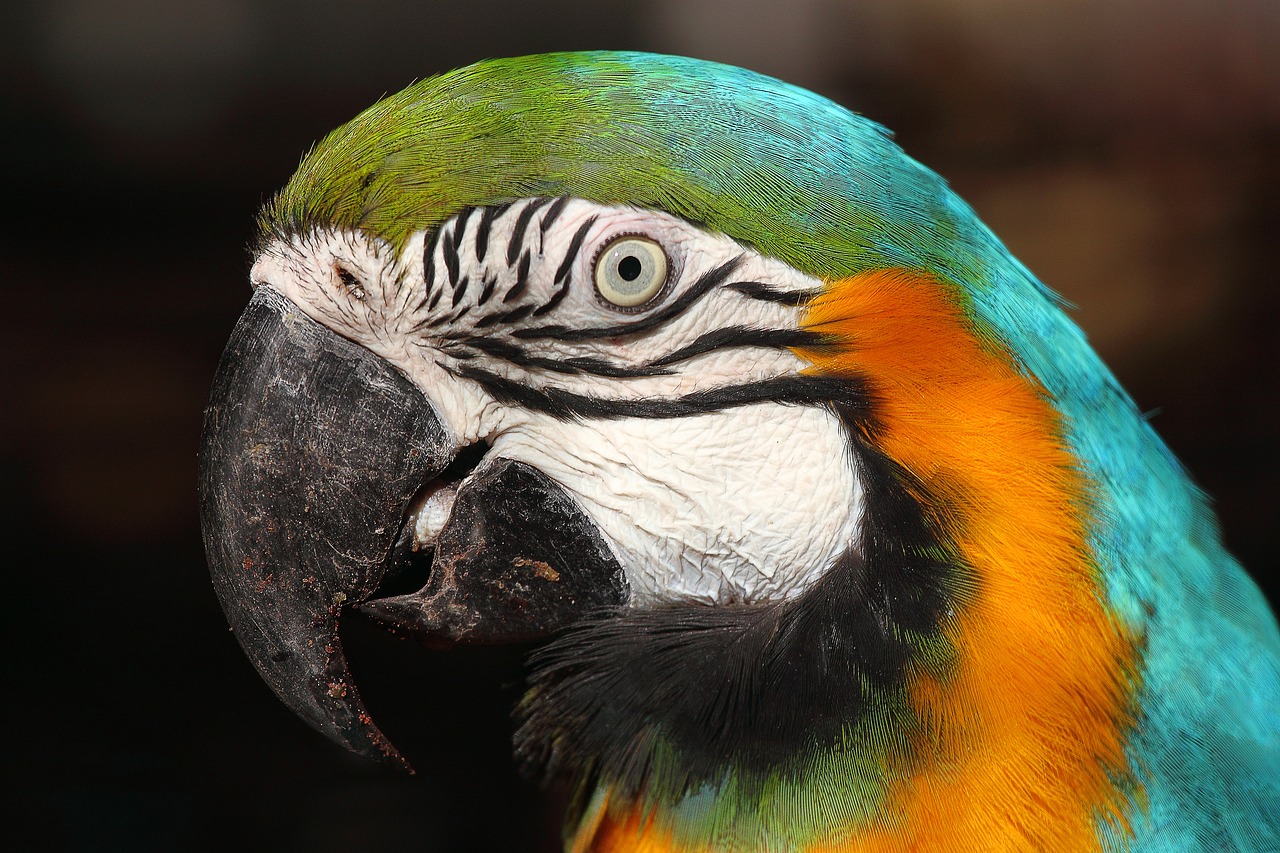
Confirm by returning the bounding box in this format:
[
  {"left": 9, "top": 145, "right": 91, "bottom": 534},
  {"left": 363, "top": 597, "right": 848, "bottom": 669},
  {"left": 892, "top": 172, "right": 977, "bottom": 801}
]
[{"left": 263, "top": 52, "right": 1280, "bottom": 851}]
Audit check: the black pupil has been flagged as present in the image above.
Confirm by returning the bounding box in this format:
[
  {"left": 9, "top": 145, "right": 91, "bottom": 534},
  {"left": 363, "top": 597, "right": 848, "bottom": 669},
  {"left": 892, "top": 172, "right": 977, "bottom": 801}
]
[{"left": 617, "top": 254, "right": 643, "bottom": 281}]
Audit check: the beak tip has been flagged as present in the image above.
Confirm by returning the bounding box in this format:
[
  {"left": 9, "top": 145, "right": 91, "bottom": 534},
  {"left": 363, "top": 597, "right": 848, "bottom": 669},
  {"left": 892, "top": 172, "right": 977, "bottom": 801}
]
[
  {"left": 265, "top": 626, "right": 414, "bottom": 772},
  {"left": 344, "top": 710, "right": 415, "bottom": 773}
]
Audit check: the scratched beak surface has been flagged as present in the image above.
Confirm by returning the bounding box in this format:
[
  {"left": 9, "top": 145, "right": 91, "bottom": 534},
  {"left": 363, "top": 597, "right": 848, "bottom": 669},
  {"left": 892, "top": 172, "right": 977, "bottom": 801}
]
[{"left": 199, "top": 286, "right": 451, "bottom": 769}]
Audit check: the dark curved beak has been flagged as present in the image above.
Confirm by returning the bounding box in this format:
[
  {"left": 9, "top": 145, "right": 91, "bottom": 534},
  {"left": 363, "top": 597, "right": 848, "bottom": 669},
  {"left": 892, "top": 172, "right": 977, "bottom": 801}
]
[
  {"left": 200, "top": 286, "right": 452, "bottom": 767},
  {"left": 200, "top": 286, "right": 627, "bottom": 770}
]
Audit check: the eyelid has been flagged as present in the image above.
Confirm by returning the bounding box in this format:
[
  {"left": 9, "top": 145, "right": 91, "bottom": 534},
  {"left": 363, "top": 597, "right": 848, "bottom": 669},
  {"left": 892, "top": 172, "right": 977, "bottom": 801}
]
[{"left": 591, "top": 232, "right": 673, "bottom": 312}]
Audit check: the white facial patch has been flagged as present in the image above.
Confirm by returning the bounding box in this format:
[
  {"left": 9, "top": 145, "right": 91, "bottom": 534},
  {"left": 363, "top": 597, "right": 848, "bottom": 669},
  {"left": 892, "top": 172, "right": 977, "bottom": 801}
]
[
  {"left": 249, "top": 198, "right": 863, "bottom": 606},
  {"left": 489, "top": 405, "right": 860, "bottom": 605}
]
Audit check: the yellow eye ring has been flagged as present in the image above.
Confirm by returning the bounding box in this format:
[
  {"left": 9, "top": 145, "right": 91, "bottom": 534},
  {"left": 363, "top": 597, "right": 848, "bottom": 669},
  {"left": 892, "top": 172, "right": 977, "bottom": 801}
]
[{"left": 593, "top": 235, "right": 669, "bottom": 309}]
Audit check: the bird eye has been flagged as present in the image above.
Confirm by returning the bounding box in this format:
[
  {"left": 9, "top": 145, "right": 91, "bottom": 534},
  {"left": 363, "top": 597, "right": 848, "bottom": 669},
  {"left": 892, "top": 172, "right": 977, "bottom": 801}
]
[{"left": 593, "top": 235, "right": 669, "bottom": 308}]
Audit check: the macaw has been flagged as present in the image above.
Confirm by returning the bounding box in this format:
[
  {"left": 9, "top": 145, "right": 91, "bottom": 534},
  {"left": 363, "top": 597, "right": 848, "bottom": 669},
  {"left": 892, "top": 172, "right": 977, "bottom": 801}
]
[{"left": 200, "top": 52, "right": 1279, "bottom": 851}]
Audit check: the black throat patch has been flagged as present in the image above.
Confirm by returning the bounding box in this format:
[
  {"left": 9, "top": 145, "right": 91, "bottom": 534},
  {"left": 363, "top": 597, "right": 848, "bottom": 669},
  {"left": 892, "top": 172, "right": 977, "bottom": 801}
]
[{"left": 512, "top": 403, "right": 971, "bottom": 808}]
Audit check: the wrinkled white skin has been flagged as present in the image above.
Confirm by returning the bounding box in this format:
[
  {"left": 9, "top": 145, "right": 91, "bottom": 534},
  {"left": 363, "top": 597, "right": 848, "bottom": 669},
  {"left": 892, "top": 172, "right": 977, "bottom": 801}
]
[{"left": 251, "top": 199, "right": 860, "bottom": 605}]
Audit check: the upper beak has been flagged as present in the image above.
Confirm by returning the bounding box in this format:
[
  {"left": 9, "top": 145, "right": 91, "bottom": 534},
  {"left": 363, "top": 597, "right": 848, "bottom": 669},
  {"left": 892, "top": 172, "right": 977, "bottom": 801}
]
[
  {"left": 199, "top": 286, "right": 450, "bottom": 767},
  {"left": 200, "top": 286, "right": 627, "bottom": 769}
]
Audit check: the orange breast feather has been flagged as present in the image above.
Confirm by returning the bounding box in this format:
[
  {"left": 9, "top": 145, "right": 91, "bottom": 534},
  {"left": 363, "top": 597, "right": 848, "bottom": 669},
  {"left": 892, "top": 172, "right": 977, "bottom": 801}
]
[{"left": 578, "top": 270, "right": 1138, "bottom": 853}]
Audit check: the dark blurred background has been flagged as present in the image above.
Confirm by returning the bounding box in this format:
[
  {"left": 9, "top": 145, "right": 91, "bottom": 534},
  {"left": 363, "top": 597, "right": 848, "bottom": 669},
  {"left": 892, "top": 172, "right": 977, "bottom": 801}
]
[{"left": 3, "top": 1, "right": 1277, "bottom": 850}]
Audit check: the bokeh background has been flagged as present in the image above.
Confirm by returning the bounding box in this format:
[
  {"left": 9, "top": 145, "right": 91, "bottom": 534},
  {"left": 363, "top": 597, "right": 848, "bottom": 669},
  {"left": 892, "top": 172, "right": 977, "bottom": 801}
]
[{"left": 4, "top": 1, "right": 1277, "bottom": 850}]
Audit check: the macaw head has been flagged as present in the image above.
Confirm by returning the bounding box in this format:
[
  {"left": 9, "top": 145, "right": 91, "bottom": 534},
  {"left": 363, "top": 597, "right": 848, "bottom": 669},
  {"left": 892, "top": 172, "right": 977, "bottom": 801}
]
[{"left": 200, "top": 52, "right": 1182, "bottom": 849}]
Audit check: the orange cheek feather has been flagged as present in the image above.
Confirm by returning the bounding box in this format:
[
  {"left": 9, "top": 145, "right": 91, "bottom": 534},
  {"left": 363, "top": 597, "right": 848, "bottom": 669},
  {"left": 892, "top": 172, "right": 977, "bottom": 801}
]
[{"left": 580, "top": 270, "right": 1138, "bottom": 853}]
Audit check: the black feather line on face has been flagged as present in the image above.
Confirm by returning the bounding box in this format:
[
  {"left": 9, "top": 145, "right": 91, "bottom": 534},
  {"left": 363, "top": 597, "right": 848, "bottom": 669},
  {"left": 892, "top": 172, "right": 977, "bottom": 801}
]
[
  {"left": 422, "top": 235, "right": 437, "bottom": 300},
  {"left": 533, "top": 277, "right": 572, "bottom": 317},
  {"left": 441, "top": 229, "right": 461, "bottom": 287},
  {"left": 451, "top": 206, "right": 474, "bottom": 251},
  {"left": 513, "top": 415, "right": 970, "bottom": 804},
  {"left": 503, "top": 250, "right": 532, "bottom": 304},
  {"left": 508, "top": 197, "right": 554, "bottom": 266},
  {"left": 477, "top": 274, "right": 498, "bottom": 306},
  {"left": 449, "top": 367, "right": 871, "bottom": 421},
  {"left": 539, "top": 195, "right": 571, "bottom": 237},
  {"left": 727, "top": 280, "right": 823, "bottom": 306},
  {"left": 552, "top": 215, "right": 597, "bottom": 285},
  {"left": 451, "top": 274, "right": 470, "bottom": 308},
  {"left": 474, "top": 303, "right": 536, "bottom": 329},
  {"left": 648, "top": 327, "right": 836, "bottom": 368},
  {"left": 474, "top": 205, "right": 501, "bottom": 262},
  {"left": 457, "top": 337, "right": 672, "bottom": 379}
]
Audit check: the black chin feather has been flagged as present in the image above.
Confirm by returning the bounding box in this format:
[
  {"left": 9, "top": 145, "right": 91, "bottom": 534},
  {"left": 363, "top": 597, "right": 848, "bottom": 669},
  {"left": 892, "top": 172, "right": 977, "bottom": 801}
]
[{"left": 512, "top": 427, "right": 971, "bottom": 806}]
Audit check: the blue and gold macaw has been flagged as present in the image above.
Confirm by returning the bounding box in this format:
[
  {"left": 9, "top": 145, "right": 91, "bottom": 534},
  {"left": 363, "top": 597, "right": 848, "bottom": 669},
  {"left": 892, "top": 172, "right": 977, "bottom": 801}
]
[{"left": 200, "top": 52, "right": 1279, "bottom": 851}]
